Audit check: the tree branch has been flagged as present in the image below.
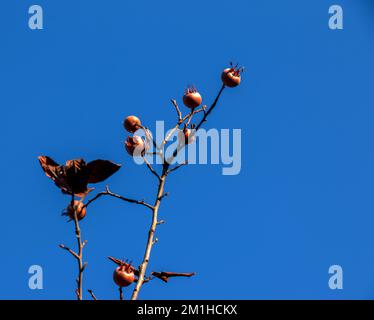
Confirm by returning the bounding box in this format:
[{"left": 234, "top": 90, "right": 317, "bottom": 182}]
[
  {"left": 84, "top": 186, "right": 154, "bottom": 210},
  {"left": 131, "top": 171, "right": 167, "bottom": 300},
  {"left": 167, "top": 162, "right": 188, "bottom": 174},
  {"left": 142, "top": 156, "right": 161, "bottom": 181},
  {"left": 59, "top": 244, "right": 79, "bottom": 260},
  {"left": 171, "top": 99, "right": 182, "bottom": 122},
  {"left": 195, "top": 85, "right": 225, "bottom": 131},
  {"left": 62, "top": 195, "right": 86, "bottom": 300},
  {"left": 130, "top": 85, "right": 227, "bottom": 299},
  {"left": 161, "top": 103, "right": 206, "bottom": 151},
  {"left": 88, "top": 289, "right": 98, "bottom": 300}
]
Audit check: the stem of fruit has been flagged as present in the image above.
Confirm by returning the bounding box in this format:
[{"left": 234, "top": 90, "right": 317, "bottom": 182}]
[
  {"left": 119, "top": 287, "right": 124, "bottom": 300},
  {"left": 131, "top": 168, "right": 167, "bottom": 300},
  {"left": 71, "top": 194, "right": 84, "bottom": 300}
]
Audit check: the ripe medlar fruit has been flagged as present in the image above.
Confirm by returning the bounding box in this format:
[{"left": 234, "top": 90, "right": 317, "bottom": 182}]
[
  {"left": 123, "top": 115, "right": 142, "bottom": 133},
  {"left": 66, "top": 201, "right": 86, "bottom": 221},
  {"left": 183, "top": 87, "right": 202, "bottom": 109},
  {"left": 178, "top": 128, "right": 195, "bottom": 145},
  {"left": 125, "top": 135, "right": 148, "bottom": 156},
  {"left": 221, "top": 64, "right": 243, "bottom": 87},
  {"left": 113, "top": 265, "right": 135, "bottom": 287}
]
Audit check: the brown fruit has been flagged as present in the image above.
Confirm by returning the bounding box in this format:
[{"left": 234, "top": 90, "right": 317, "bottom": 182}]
[
  {"left": 125, "top": 135, "right": 147, "bottom": 156},
  {"left": 123, "top": 115, "right": 141, "bottom": 133},
  {"left": 67, "top": 201, "right": 86, "bottom": 221},
  {"left": 183, "top": 87, "right": 202, "bottom": 109},
  {"left": 221, "top": 65, "right": 243, "bottom": 87},
  {"left": 178, "top": 128, "right": 195, "bottom": 145},
  {"left": 113, "top": 265, "right": 135, "bottom": 287}
]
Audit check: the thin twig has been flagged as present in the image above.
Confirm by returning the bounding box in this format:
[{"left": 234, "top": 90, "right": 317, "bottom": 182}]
[
  {"left": 160, "top": 105, "right": 206, "bottom": 149},
  {"left": 88, "top": 289, "right": 98, "bottom": 300},
  {"left": 119, "top": 287, "right": 124, "bottom": 300},
  {"left": 143, "top": 156, "right": 161, "bottom": 180},
  {"left": 158, "top": 192, "right": 169, "bottom": 201},
  {"left": 167, "top": 162, "right": 188, "bottom": 174},
  {"left": 84, "top": 186, "right": 154, "bottom": 210},
  {"left": 167, "top": 85, "right": 226, "bottom": 166},
  {"left": 161, "top": 123, "right": 180, "bottom": 150},
  {"left": 142, "top": 126, "right": 159, "bottom": 150},
  {"left": 171, "top": 99, "right": 182, "bottom": 122},
  {"left": 195, "top": 85, "right": 225, "bottom": 131},
  {"left": 59, "top": 244, "right": 79, "bottom": 260}
]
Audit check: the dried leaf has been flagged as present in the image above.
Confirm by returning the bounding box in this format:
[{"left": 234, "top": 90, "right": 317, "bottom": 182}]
[
  {"left": 38, "top": 156, "right": 71, "bottom": 194},
  {"left": 38, "top": 156, "right": 59, "bottom": 179},
  {"left": 87, "top": 160, "right": 121, "bottom": 184},
  {"left": 108, "top": 256, "right": 139, "bottom": 276},
  {"left": 151, "top": 271, "right": 196, "bottom": 283},
  {"left": 64, "top": 159, "right": 90, "bottom": 195},
  {"left": 38, "top": 156, "right": 120, "bottom": 197}
]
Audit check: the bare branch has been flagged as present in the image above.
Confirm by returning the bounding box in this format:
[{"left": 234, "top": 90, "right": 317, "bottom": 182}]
[
  {"left": 142, "top": 126, "right": 159, "bottom": 151},
  {"left": 166, "top": 85, "right": 226, "bottom": 166},
  {"left": 161, "top": 105, "right": 206, "bottom": 151},
  {"left": 195, "top": 85, "right": 225, "bottom": 131},
  {"left": 61, "top": 195, "right": 86, "bottom": 300},
  {"left": 131, "top": 84, "right": 228, "bottom": 300},
  {"left": 158, "top": 192, "right": 169, "bottom": 201},
  {"left": 171, "top": 99, "right": 182, "bottom": 122},
  {"left": 181, "top": 105, "right": 206, "bottom": 123},
  {"left": 167, "top": 162, "right": 188, "bottom": 174},
  {"left": 161, "top": 123, "right": 180, "bottom": 149},
  {"left": 59, "top": 244, "right": 79, "bottom": 260},
  {"left": 88, "top": 289, "right": 98, "bottom": 300},
  {"left": 143, "top": 156, "right": 161, "bottom": 181},
  {"left": 84, "top": 186, "right": 154, "bottom": 210},
  {"left": 131, "top": 174, "right": 167, "bottom": 300}
]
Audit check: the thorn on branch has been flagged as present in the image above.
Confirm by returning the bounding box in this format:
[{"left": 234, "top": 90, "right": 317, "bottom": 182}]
[{"left": 157, "top": 220, "right": 166, "bottom": 225}]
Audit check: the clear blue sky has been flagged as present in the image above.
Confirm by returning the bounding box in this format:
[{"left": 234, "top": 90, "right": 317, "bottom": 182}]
[{"left": 1, "top": 0, "right": 374, "bottom": 299}]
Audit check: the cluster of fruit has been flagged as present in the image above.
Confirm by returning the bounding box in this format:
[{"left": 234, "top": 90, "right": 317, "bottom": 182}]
[{"left": 123, "top": 64, "right": 243, "bottom": 153}]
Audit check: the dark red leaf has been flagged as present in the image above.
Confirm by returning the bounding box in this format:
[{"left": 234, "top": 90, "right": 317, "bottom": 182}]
[
  {"left": 64, "top": 159, "right": 90, "bottom": 195},
  {"left": 38, "top": 156, "right": 59, "bottom": 179},
  {"left": 38, "top": 156, "right": 70, "bottom": 193},
  {"left": 87, "top": 160, "right": 121, "bottom": 184}
]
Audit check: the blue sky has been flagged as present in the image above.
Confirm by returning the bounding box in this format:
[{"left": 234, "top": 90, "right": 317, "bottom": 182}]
[{"left": 1, "top": 0, "right": 374, "bottom": 299}]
